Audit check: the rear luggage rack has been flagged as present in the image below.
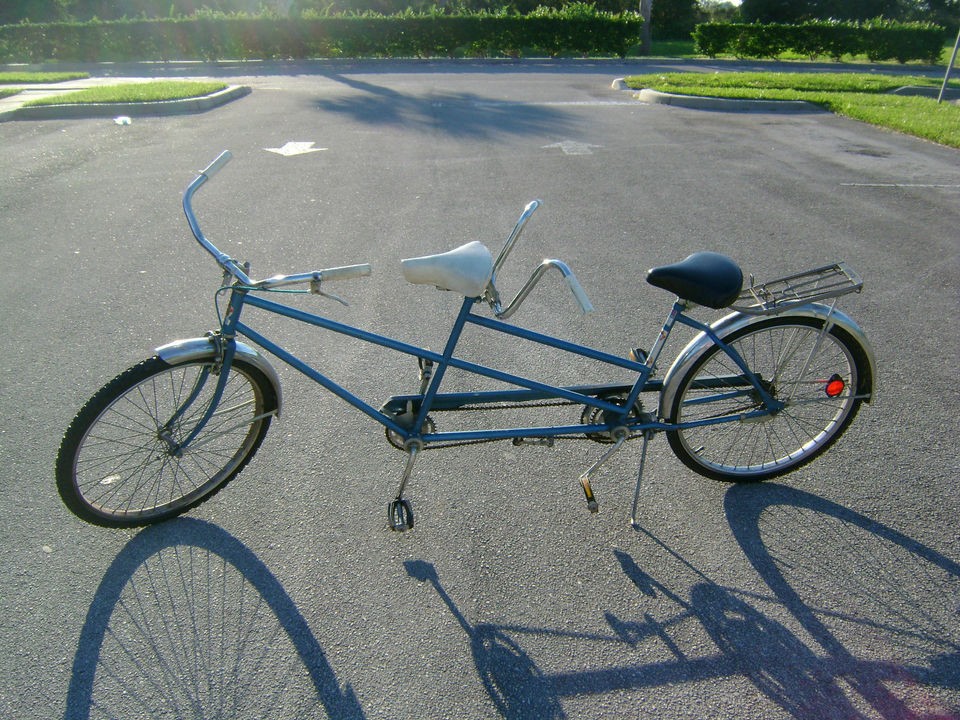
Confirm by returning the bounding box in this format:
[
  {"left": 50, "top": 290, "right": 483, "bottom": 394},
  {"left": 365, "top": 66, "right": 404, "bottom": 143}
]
[{"left": 731, "top": 262, "right": 863, "bottom": 315}]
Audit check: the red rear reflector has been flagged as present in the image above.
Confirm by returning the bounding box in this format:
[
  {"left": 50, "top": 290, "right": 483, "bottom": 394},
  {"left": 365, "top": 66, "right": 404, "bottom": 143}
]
[{"left": 825, "top": 374, "right": 845, "bottom": 398}]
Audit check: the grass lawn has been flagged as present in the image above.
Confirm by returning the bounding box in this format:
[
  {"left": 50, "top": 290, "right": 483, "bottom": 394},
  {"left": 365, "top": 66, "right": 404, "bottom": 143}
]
[
  {"left": 625, "top": 72, "right": 960, "bottom": 148},
  {"left": 0, "top": 71, "right": 89, "bottom": 84},
  {"left": 23, "top": 80, "right": 228, "bottom": 106},
  {"left": 0, "top": 71, "right": 92, "bottom": 99}
]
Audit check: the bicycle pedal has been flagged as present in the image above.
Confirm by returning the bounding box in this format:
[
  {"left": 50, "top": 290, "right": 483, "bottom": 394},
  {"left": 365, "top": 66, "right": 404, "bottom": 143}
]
[
  {"left": 628, "top": 347, "right": 648, "bottom": 364},
  {"left": 580, "top": 476, "right": 599, "bottom": 513},
  {"left": 388, "top": 498, "right": 414, "bottom": 532},
  {"left": 512, "top": 437, "right": 555, "bottom": 447}
]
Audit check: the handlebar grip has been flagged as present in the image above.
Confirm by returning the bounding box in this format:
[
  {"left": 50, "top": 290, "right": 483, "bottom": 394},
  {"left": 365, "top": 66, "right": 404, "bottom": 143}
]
[
  {"left": 318, "top": 263, "right": 373, "bottom": 282},
  {"left": 201, "top": 150, "right": 233, "bottom": 178},
  {"left": 565, "top": 274, "right": 594, "bottom": 314}
]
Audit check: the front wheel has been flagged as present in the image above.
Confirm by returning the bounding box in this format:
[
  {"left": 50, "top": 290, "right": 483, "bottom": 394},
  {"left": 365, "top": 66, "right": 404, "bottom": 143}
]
[
  {"left": 666, "top": 316, "right": 870, "bottom": 481},
  {"left": 56, "top": 356, "right": 277, "bottom": 527}
]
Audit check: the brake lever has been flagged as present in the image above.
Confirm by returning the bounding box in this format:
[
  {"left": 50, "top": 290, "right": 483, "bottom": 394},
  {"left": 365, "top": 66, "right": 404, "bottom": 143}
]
[{"left": 310, "top": 277, "right": 350, "bottom": 306}]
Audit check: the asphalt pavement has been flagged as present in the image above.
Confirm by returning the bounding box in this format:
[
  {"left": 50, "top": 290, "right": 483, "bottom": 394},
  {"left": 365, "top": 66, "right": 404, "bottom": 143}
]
[
  {"left": 1, "top": 59, "right": 958, "bottom": 720},
  {"left": 2, "top": 57, "right": 956, "bottom": 121}
]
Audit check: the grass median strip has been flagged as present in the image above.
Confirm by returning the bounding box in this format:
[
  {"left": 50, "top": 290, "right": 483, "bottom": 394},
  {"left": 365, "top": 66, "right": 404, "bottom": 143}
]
[
  {"left": 0, "top": 71, "right": 92, "bottom": 101},
  {"left": 23, "top": 80, "right": 229, "bottom": 106},
  {"left": 625, "top": 72, "right": 960, "bottom": 149},
  {"left": 0, "top": 71, "right": 90, "bottom": 84}
]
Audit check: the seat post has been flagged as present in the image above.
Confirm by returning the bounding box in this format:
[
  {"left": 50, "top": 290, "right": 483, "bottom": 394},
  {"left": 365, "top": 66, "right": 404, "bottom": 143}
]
[{"left": 642, "top": 299, "right": 688, "bottom": 375}]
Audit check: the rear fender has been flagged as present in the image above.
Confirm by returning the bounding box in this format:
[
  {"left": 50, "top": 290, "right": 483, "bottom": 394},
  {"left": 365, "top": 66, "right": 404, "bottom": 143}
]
[
  {"left": 155, "top": 337, "right": 282, "bottom": 416},
  {"left": 658, "top": 304, "right": 876, "bottom": 420}
]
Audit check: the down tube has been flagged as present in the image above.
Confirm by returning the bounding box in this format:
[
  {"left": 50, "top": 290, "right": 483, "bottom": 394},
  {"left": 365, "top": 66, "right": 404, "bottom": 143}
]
[{"left": 234, "top": 322, "right": 410, "bottom": 437}]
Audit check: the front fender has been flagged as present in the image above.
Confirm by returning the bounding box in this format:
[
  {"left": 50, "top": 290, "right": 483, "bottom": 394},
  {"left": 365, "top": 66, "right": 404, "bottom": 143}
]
[
  {"left": 659, "top": 304, "right": 876, "bottom": 420},
  {"left": 155, "top": 336, "right": 282, "bottom": 416}
]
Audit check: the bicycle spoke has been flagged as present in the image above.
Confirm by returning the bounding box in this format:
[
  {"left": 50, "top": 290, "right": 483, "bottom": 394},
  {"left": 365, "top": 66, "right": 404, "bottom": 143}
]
[
  {"left": 59, "top": 357, "right": 274, "bottom": 525},
  {"left": 669, "top": 318, "right": 864, "bottom": 480}
]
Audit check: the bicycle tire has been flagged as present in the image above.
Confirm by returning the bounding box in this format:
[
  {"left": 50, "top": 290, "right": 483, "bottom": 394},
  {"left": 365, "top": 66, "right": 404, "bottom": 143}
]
[
  {"left": 666, "top": 316, "right": 868, "bottom": 481},
  {"left": 56, "top": 356, "right": 276, "bottom": 527}
]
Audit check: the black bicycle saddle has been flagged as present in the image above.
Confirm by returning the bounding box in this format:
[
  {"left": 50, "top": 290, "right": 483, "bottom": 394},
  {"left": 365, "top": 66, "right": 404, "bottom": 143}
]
[{"left": 645, "top": 252, "right": 743, "bottom": 309}]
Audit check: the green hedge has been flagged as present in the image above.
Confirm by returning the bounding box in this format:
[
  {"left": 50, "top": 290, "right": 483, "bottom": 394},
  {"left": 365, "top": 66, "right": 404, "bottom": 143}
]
[
  {"left": 693, "top": 20, "right": 945, "bottom": 63},
  {"left": 0, "top": 12, "right": 644, "bottom": 62}
]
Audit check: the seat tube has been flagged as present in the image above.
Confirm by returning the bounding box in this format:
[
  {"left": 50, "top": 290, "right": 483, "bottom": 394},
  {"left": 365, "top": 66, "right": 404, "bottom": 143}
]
[
  {"left": 412, "top": 297, "right": 474, "bottom": 432},
  {"left": 624, "top": 299, "right": 685, "bottom": 409}
]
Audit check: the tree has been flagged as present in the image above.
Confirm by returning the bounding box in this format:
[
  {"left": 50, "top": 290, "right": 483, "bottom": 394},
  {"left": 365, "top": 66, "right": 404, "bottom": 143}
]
[
  {"left": 1, "top": 0, "right": 70, "bottom": 23},
  {"left": 742, "top": 0, "right": 957, "bottom": 22},
  {"left": 698, "top": 0, "right": 741, "bottom": 23},
  {"left": 908, "top": 0, "right": 960, "bottom": 26},
  {"left": 741, "top": 0, "right": 813, "bottom": 22},
  {"left": 639, "top": 0, "right": 651, "bottom": 51},
  {"left": 811, "top": 0, "right": 900, "bottom": 20},
  {"left": 651, "top": 0, "right": 698, "bottom": 37}
]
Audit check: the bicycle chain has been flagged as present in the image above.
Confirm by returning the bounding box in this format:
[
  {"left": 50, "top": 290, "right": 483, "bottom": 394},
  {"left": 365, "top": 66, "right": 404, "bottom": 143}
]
[{"left": 410, "top": 399, "right": 644, "bottom": 451}]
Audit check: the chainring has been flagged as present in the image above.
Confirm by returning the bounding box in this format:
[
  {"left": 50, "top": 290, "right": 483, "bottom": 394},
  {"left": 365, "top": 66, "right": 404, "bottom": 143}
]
[
  {"left": 581, "top": 392, "right": 643, "bottom": 443},
  {"left": 385, "top": 413, "right": 436, "bottom": 450}
]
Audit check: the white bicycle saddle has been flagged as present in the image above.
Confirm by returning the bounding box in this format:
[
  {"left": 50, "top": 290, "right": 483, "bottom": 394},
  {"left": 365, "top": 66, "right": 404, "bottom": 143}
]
[{"left": 401, "top": 241, "right": 494, "bottom": 298}]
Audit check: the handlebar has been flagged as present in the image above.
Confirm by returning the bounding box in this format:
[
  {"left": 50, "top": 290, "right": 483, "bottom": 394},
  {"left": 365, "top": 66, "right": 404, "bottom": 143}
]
[
  {"left": 185, "top": 152, "right": 589, "bottom": 314},
  {"left": 254, "top": 264, "right": 373, "bottom": 290},
  {"left": 487, "top": 200, "right": 594, "bottom": 318},
  {"left": 493, "top": 199, "right": 540, "bottom": 276},
  {"left": 201, "top": 150, "right": 233, "bottom": 179},
  {"left": 493, "top": 259, "right": 593, "bottom": 319},
  {"left": 183, "top": 151, "right": 372, "bottom": 292},
  {"left": 564, "top": 270, "right": 594, "bottom": 314}
]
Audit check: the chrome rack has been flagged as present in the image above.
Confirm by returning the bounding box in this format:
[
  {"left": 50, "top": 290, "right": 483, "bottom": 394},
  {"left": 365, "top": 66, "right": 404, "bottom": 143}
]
[{"left": 730, "top": 262, "right": 863, "bottom": 316}]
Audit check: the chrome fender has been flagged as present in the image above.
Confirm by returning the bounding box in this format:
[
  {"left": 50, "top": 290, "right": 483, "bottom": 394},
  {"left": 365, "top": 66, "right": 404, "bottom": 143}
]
[
  {"left": 658, "top": 303, "right": 876, "bottom": 420},
  {"left": 155, "top": 337, "right": 282, "bottom": 416}
]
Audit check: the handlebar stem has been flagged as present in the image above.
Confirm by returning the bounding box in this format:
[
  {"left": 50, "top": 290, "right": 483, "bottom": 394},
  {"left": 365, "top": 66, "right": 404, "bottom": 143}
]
[{"left": 492, "top": 200, "right": 541, "bottom": 278}]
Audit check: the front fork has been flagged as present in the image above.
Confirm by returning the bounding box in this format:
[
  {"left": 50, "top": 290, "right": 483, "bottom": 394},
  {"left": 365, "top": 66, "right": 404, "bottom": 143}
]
[
  {"left": 160, "top": 284, "right": 248, "bottom": 455},
  {"left": 157, "top": 334, "right": 240, "bottom": 456}
]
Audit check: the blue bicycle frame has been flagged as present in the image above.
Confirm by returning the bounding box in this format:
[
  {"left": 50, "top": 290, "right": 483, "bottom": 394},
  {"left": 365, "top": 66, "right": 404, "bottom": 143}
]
[
  {"left": 210, "top": 284, "right": 779, "bottom": 452},
  {"left": 54, "top": 150, "right": 873, "bottom": 532},
  {"left": 175, "top": 151, "right": 853, "bottom": 531}
]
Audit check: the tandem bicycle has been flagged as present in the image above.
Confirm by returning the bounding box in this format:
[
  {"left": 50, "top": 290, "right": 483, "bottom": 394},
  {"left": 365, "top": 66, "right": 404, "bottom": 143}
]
[{"left": 56, "top": 151, "right": 876, "bottom": 532}]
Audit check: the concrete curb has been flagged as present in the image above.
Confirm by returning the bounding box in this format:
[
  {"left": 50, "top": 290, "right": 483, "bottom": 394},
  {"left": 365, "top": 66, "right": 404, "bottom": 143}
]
[
  {"left": 1, "top": 84, "right": 250, "bottom": 121},
  {"left": 611, "top": 77, "right": 825, "bottom": 113},
  {"left": 636, "top": 87, "right": 824, "bottom": 112},
  {"left": 613, "top": 77, "right": 960, "bottom": 111}
]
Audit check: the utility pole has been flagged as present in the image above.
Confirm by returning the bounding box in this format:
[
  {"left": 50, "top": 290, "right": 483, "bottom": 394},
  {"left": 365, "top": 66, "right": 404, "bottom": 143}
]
[
  {"left": 939, "top": 26, "right": 960, "bottom": 103},
  {"left": 640, "top": 0, "right": 652, "bottom": 55}
]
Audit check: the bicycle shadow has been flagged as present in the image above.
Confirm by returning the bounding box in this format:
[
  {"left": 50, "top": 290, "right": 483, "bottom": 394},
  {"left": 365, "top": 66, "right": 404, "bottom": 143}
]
[
  {"left": 723, "top": 483, "right": 960, "bottom": 719},
  {"left": 64, "top": 518, "right": 364, "bottom": 720},
  {"left": 404, "top": 560, "right": 566, "bottom": 719},
  {"left": 405, "top": 484, "right": 959, "bottom": 719},
  {"left": 405, "top": 555, "right": 835, "bottom": 718}
]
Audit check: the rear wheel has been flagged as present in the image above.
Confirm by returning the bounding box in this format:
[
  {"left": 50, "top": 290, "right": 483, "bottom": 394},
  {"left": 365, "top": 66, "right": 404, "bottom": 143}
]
[
  {"left": 666, "top": 317, "right": 869, "bottom": 481},
  {"left": 56, "top": 356, "right": 276, "bottom": 527}
]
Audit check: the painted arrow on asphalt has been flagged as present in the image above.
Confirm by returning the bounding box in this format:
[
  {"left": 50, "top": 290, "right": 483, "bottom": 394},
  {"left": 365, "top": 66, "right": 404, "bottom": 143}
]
[
  {"left": 542, "top": 140, "right": 602, "bottom": 155},
  {"left": 265, "top": 141, "right": 327, "bottom": 157}
]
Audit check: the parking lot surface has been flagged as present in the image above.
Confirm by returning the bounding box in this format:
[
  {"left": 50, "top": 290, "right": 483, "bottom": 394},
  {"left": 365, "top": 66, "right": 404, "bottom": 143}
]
[{"left": 1, "top": 60, "right": 958, "bottom": 719}]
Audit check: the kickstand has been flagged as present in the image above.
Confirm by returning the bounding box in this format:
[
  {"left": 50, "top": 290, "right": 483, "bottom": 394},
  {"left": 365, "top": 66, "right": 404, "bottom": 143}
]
[
  {"left": 579, "top": 429, "right": 627, "bottom": 514},
  {"left": 388, "top": 440, "right": 422, "bottom": 532},
  {"left": 630, "top": 431, "right": 654, "bottom": 528}
]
